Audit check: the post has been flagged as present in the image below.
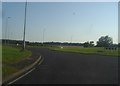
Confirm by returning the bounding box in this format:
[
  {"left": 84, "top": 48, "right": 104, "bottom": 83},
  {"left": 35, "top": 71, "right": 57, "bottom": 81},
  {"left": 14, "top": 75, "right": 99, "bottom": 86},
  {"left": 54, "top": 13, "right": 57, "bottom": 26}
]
[
  {"left": 23, "top": 0, "right": 27, "bottom": 49},
  {"left": 5, "top": 17, "right": 11, "bottom": 45},
  {"left": 71, "top": 36, "right": 72, "bottom": 43},
  {"left": 5, "top": 18, "right": 8, "bottom": 45},
  {"left": 43, "top": 28, "right": 45, "bottom": 46}
]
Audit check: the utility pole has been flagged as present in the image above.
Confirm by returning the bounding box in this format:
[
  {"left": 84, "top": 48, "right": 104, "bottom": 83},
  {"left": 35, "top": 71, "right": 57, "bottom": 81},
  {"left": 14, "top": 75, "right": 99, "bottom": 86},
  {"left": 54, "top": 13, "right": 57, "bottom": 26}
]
[{"left": 23, "top": 0, "right": 27, "bottom": 49}]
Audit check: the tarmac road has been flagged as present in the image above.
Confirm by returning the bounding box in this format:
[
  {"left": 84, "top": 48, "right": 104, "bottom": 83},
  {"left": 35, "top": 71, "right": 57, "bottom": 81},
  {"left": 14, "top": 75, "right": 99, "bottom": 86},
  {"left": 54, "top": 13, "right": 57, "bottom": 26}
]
[{"left": 10, "top": 48, "right": 118, "bottom": 84}]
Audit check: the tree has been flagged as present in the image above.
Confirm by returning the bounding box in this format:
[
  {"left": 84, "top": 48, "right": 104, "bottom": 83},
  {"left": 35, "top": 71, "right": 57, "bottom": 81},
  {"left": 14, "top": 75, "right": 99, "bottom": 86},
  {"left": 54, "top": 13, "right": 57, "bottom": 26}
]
[
  {"left": 89, "top": 41, "right": 94, "bottom": 47},
  {"left": 118, "top": 43, "right": 120, "bottom": 47},
  {"left": 83, "top": 41, "right": 94, "bottom": 47},
  {"left": 96, "top": 35, "right": 113, "bottom": 47},
  {"left": 83, "top": 42, "right": 89, "bottom": 47}
]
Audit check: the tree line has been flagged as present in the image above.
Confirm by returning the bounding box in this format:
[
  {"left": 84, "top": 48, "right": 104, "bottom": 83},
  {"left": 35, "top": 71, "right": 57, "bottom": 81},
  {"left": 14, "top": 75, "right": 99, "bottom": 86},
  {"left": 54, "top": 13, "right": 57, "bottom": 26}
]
[
  {"left": 1, "top": 35, "right": 119, "bottom": 47},
  {"left": 2, "top": 39, "right": 84, "bottom": 46},
  {"left": 83, "top": 35, "right": 118, "bottom": 47}
]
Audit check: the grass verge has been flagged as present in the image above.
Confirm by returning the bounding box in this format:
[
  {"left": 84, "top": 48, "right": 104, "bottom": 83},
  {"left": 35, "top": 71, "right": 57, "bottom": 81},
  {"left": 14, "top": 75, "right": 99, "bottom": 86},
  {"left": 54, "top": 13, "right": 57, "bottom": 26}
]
[
  {"left": 2, "top": 45, "right": 31, "bottom": 79},
  {"left": 49, "top": 47, "right": 119, "bottom": 56},
  {"left": 2, "top": 46, "right": 31, "bottom": 64},
  {"left": 2, "top": 65, "right": 20, "bottom": 79}
]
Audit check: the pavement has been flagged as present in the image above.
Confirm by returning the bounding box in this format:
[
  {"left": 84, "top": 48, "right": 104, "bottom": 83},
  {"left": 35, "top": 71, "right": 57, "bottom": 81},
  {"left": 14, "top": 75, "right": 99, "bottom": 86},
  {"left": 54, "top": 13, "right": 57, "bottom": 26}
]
[{"left": 6, "top": 47, "right": 118, "bottom": 85}]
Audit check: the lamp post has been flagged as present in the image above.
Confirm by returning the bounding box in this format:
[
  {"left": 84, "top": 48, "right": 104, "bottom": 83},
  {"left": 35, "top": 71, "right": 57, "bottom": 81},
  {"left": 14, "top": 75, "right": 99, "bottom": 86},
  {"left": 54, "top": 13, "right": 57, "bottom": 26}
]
[
  {"left": 71, "top": 35, "right": 73, "bottom": 43},
  {"left": 23, "top": 0, "right": 27, "bottom": 49},
  {"left": 5, "top": 17, "right": 11, "bottom": 45},
  {"left": 43, "top": 28, "right": 45, "bottom": 46}
]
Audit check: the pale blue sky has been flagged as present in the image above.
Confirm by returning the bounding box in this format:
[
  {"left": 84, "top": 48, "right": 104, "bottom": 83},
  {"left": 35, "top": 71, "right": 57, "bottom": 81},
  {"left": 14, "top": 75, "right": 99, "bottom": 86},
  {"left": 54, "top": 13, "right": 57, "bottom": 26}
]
[{"left": 2, "top": 2, "right": 118, "bottom": 44}]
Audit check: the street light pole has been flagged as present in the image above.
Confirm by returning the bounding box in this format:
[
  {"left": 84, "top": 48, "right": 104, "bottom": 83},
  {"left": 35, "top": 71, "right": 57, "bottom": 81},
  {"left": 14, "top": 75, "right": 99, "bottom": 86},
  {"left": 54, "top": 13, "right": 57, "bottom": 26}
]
[
  {"left": 8, "top": 17, "right": 12, "bottom": 45},
  {"left": 71, "top": 36, "right": 73, "bottom": 43},
  {"left": 43, "top": 28, "right": 45, "bottom": 46},
  {"left": 23, "top": 0, "right": 27, "bottom": 49},
  {"left": 5, "top": 17, "right": 11, "bottom": 45}
]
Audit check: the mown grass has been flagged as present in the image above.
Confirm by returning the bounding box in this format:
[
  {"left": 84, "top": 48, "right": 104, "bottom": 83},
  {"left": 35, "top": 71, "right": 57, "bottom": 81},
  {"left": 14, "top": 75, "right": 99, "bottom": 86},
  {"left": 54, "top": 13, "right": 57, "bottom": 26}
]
[
  {"left": 2, "top": 45, "right": 31, "bottom": 78},
  {"left": 49, "top": 47, "right": 119, "bottom": 56},
  {"left": 2, "top": 46, "right": 31, "bottom": 64},
  {"left": 2, "top": 65, "right": 20, "bottom": 78}
]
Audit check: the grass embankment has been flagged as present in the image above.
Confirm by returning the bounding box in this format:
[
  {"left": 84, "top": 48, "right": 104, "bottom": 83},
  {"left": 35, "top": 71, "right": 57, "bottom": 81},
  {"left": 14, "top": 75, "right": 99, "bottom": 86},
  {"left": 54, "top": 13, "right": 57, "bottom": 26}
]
[
  {"left": 2, "top": 46, "right": 31, "bottom": 79},
  {"left": 49, "top": 47, "right": 119, "bottom": 56}
]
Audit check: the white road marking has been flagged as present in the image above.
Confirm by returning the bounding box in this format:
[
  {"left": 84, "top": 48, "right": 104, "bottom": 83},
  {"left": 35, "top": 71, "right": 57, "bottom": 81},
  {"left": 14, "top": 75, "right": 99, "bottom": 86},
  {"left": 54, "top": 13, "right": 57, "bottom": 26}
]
[
  {"left": 8, "top": 68, "right": 35, "bottom": 85},
  {"left": 38, "top": 57, "right": 44, "bottom": 65},
  {"left": 8, "top": 56, "right": 43, "bottom": 85},
  {"left": 38, "top": 62, "right": 41, "bottom": 65}
]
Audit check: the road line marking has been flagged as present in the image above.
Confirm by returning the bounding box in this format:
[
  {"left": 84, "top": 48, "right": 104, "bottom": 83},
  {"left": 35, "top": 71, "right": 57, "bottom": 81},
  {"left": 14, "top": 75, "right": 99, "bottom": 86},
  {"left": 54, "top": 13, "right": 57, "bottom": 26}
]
[
  {"left": 8, "top": 68, "right": 35, "bottom": 85},
  {"left": 38, "top": 56, "right": 44, "bottom": 65},
  {"left": 8, "top": 56, "right": 43, "bottom": 85},
  {"left": 38, "top": 62, "right": 41, "bottom": 65}
]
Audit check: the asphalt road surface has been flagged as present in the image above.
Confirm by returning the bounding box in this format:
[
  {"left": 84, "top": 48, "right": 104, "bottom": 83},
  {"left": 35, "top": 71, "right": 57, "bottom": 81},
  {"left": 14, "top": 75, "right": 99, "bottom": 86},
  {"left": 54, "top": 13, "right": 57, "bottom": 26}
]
[{"left": 11, "top": 48, "right": 118, "bottom": 84}]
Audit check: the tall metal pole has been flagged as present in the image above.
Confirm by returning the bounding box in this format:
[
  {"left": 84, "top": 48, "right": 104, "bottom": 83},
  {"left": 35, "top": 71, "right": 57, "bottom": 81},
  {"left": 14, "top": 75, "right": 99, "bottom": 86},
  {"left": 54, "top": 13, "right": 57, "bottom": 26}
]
[
  {"left": 42, "top": 28, "right": 45, "bottom": 46},
  {"left": 5, "top": 17, "right": 11, "bottom": 45},
  {"left": 5, "top": 18, "right": 8, "bottom": 45},
  {"left": 71, "top": 36, "right": 73, "bottom": 43},
  {"left": 23, "top": 0, "right": 27, "bottom": 49},
  {"left": 8, "top": 17, "right": 11, "bottom": 45}
]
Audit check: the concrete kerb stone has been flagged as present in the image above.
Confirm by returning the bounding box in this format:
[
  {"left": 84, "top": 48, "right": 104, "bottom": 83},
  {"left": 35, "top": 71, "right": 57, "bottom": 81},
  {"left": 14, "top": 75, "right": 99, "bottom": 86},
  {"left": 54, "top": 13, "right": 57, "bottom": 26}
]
[{"left": 2, "top": 56, "right": 42, "bottom": 85}]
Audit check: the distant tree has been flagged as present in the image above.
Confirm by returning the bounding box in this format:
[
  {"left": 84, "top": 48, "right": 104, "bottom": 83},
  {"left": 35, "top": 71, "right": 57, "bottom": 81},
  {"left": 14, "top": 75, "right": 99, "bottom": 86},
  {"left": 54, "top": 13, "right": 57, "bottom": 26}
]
[
  {"left": 83, "top": 41, "right": 94, "bottom": 47},
  {"left": 118, "top": 43, "right": 120, "bottom": 47},
  {"left": 112, "top": 44, "right": 118, "bottom": 47},
  {"left": 83, "top": 42, "right": 89, "bottom": 47},
  {"left": 89, "top": 41, "right": 94, "bottom": 47},
  {"left": 96, "top": 35, "right": 113, "bottom": 47}
]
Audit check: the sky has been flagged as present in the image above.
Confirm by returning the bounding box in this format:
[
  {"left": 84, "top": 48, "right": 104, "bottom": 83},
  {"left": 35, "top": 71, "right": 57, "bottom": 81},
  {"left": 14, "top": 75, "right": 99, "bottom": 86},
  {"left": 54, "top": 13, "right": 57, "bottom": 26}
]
[{"left": 2, "top": 2, "right": 118, "bottom": 44}]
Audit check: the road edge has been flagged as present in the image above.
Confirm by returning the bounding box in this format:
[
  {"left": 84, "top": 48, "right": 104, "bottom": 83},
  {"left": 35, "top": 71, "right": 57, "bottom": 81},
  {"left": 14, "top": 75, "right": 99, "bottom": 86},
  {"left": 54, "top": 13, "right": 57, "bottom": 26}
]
[{"left": 2, "top": 56, "right": 42, "bottom": 85}]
